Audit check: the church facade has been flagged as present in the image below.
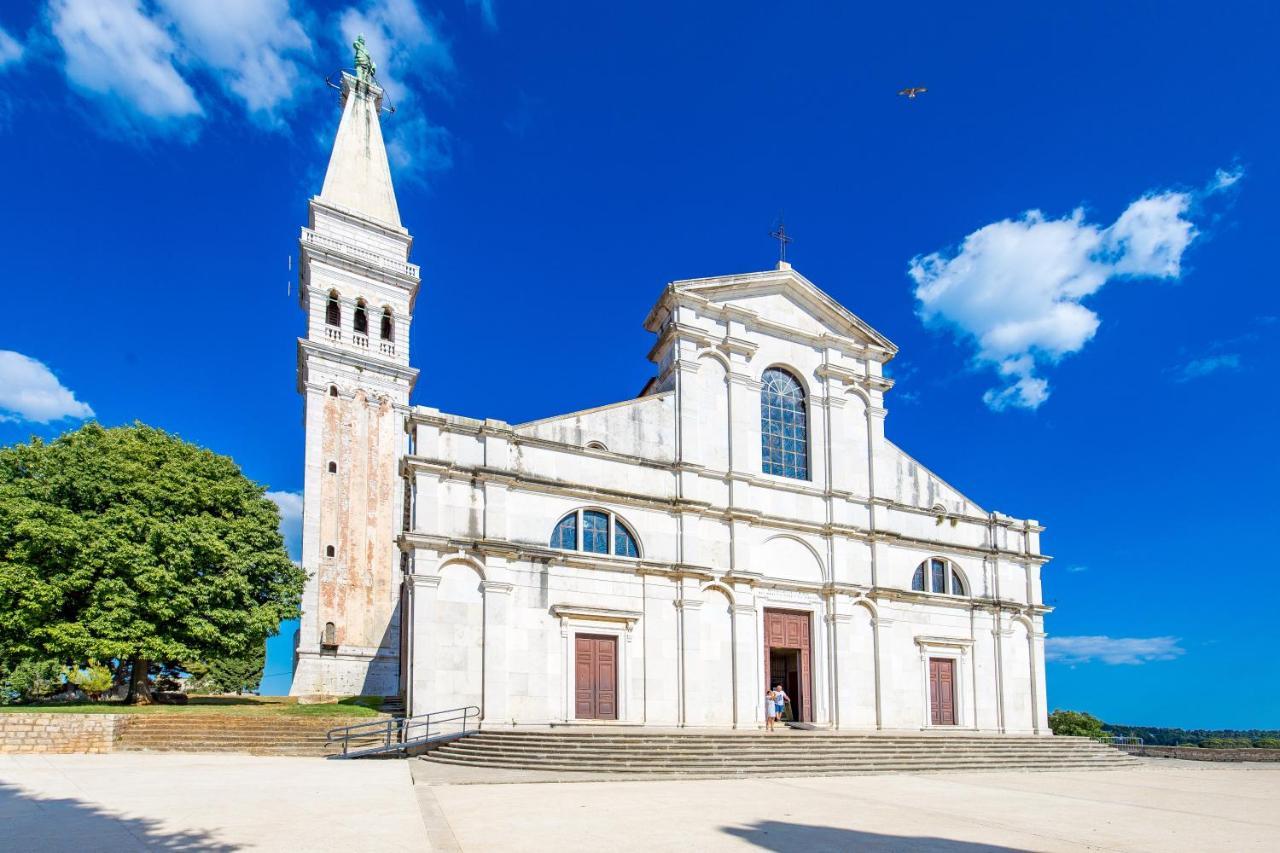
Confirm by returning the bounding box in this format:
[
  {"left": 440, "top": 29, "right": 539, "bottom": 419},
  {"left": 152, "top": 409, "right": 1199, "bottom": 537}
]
[{"left": 290, "top": 72, "right": 1052, "bottom": 734}]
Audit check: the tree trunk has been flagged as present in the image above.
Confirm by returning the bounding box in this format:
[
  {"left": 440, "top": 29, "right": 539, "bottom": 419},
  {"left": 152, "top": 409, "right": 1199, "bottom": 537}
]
[{"left": 125, "top": 657, "right": 154, "bottom": 705}]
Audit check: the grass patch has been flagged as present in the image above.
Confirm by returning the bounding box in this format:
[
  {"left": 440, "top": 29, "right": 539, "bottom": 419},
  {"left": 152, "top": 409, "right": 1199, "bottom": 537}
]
[{"left": 0, "top": 695, "right": 383, "bottom": 717}]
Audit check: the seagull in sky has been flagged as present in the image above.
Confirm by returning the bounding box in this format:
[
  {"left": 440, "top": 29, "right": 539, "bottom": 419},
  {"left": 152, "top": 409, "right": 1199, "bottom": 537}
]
[{"left": 898, "top": 86, "right": 928, "bottom": 99}]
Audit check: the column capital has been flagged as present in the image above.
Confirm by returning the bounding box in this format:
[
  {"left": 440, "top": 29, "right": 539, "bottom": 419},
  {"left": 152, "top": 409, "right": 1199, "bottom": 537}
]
[{"left": 481, "top": 581, "right": 514, "bottom": 595}]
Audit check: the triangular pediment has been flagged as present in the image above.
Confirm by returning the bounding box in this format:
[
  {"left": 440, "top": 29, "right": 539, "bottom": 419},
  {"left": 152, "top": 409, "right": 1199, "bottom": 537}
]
[{"left": 666, "top": 266, "right": 897, "bottom": 355}]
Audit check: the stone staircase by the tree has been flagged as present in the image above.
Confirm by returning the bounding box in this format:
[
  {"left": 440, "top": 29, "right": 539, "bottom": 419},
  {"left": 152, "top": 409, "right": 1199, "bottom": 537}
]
[
  {"left": 423, "top": 730, "right": 1141, "bottom": 776},
  {"left": 114, "top": 714, "right": 377, "bottom": 757}
]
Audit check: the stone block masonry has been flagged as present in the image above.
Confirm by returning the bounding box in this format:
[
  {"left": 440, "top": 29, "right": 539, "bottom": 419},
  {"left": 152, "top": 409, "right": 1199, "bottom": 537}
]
[{"left": 0, "top": 714, "right": 122, "bottom": 754}]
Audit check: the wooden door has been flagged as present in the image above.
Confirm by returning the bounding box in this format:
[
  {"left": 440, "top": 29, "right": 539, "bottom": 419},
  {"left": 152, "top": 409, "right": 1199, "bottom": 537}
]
[
  {"left": 574, "top": 634, "right": 618, "bottom": 720},
  {"left": 762, "top": 609, "right": 812, "bottom": 722},
  {"left": 929, "top": 657, "right": 956, "bottom": 725}
]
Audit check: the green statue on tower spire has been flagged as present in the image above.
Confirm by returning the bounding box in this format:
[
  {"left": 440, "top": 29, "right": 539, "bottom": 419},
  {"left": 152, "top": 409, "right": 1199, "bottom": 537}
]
[{"left": 353, "top": 35, "right": 376, "bottom": 84}]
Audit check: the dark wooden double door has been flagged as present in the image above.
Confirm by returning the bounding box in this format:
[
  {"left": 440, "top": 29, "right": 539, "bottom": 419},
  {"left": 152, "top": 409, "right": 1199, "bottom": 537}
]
[
  {"left": 575, "top": 634, "right": 618, "bottom": 720},
  {"left": 929, "top": 657, "right": 957, "bottom": 726},
  {"left": 764, "top": 609, "right": 812, "bottom": 722}
]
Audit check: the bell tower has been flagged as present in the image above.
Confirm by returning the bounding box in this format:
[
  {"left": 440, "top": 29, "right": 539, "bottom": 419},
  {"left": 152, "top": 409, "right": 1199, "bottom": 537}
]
[{"left": 291, "top": 47, "right": 419, "bottom": 697}]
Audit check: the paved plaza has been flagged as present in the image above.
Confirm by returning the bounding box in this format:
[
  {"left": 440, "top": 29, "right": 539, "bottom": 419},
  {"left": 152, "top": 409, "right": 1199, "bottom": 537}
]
[{"left": 1, "top": 753, "right": 1276, "bottom": 851}]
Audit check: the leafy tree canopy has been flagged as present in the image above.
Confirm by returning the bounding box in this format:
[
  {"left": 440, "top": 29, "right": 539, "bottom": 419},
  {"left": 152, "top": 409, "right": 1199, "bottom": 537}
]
[
  {"left": 0, "top": 423, "right": 305, "bottom": 701},
  {"left": 1048, "top": 709, "right": 1106, "bottom": 738}
]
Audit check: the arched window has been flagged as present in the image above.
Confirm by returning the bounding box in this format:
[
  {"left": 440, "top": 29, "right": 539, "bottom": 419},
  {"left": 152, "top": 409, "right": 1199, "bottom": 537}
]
[
  {"left": 322, "top": 622, "right": 337, "bottom": 646},
  {"left": 325, "top": 291, "right": 341, "bottom": 326},
  {"left": 327, "top": 461, "right": 337, "bottom": 473},
  {"left": 586, "top": 441, "right": 607, "bottom": 451},
  {"left": 761, "top": 368, "right": 809, "bottom": 480},
  {"left": 325, "top": 545, "right": 335, "bottom": 558},
  {"left": 912, "top": 557, "right": 967, "bottom": 596},
  {"left": 353, "top": 299, "right": 368, "bottom": 335},
  {"left": 549, "top": 509, "right": 641, "bottom": 558},
  {"left": 328, "top": 385, "right": 339, "bottom": 397},
  {"left": 380, "top": 307, "right": 394, "bottom": 341}
]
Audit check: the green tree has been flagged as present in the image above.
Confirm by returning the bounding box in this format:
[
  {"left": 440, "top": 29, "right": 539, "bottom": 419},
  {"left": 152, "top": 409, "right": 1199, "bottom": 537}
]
[
  {"left": 66, "top": 660, "right": 114, "bottom": 699},
  {"left": 0, "top": 423, "right": 305, "bottom": 703},
  {"left": 1048, "top": 709, "right": 1106, "bottom": 738},
  {"left": 1, "top": 659, "right": 64, "bottom": 704},
  {"left": 186, "top": 641, "right": 266, "bottom": 695}
]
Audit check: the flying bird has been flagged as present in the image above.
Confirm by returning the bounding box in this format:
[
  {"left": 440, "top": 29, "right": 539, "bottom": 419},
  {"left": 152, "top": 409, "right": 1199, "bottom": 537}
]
[{"left": 898, "top": 86, "right": 928, "bottom": 99}]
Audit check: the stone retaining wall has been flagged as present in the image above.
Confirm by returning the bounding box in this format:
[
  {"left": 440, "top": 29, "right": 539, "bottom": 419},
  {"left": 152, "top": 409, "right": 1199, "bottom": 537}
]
[
  {"left": 0, "top": 714, "right": 123, "bottom": 754},
  {"left": 1133, "top": 745, "right": 1280, "bottom": 762}
]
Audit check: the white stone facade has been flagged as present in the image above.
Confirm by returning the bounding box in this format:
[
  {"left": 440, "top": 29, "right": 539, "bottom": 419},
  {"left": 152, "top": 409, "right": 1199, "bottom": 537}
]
[{"left": 292, "top": 77, "right": 1051, "bottom": 733}]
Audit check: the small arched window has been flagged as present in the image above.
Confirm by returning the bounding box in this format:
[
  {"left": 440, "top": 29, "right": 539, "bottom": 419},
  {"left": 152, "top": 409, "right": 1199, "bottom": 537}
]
[
  {"left": 329, "top": 385, "right": 339, "bottom": 397},
  {"left": 325, "top": 291, "right": 341, "bottom": 326},
  {"left": 761, "top": 368, "right": 809, "bottom": 480},
  {"left": 912, "top": 557, "right": 967, "bottom": 596},
  {"left": 550, "top": 509, "right": 641, "bottom": 558},
  {"left": 327, "top": 461, "right": 337, "bottom": 473},
  {"left": 322, "top": 622, "right": 337, "bottom": 646},
  {"left": 586, "top": 441, "right": 607, "bottom": 451},
  {"left": 325, "top": 545, "right": 335, "bottom": 558},
  {"left": 353, "top": 299, "right": 368, "bottom": 335},
  {"left": 380, "top": 307, "right": 394, "bottom": 341}
]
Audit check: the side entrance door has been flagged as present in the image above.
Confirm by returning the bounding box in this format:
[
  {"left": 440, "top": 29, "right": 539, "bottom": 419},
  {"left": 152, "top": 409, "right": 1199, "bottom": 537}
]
[
  {"left": 929, "top": 657, "right": 957, "bottom": 725},
  {"left": 575, "top": 634, "right": 618, "bottom": 720}
]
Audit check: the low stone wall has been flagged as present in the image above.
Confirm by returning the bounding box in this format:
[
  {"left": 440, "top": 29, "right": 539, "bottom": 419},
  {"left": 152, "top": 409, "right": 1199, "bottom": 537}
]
[
  {"left": 1133, "top": 745, "right": 1280, "bottom": 762},
  {"left": 0, "top": 714, "right": 124, "bottom": 754}
]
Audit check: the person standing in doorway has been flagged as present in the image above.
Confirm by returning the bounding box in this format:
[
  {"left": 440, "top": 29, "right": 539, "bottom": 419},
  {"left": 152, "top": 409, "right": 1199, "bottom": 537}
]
[
  {"left": 773, "top": 684, "right": 790, "bottom": 725},
  {"left": 765, "top": 687, "right": 778, "bottom": 731}
]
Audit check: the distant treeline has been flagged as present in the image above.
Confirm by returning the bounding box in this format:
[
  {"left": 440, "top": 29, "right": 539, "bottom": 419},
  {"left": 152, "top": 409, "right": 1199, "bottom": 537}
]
[{"left": 1104, "top": 724, "right": 1280, "bottom": 748}]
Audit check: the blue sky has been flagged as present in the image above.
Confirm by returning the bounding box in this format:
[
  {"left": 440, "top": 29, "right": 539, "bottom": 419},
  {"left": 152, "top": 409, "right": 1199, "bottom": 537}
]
[{"left": 0, "top": 1, "right": 1275, "bottom": 729}]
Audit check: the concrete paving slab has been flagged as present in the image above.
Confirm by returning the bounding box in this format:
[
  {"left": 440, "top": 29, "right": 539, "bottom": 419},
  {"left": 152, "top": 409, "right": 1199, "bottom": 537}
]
[
  {"left": 427, "top": 759, "right": 1280, "bottom": 852},
  {"left": 0, "top": 753, "right": 429, "bottom": 852}
]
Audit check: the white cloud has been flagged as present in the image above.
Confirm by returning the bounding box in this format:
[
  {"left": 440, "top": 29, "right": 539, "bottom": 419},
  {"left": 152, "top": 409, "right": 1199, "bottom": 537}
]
[
  {"left": 909, "top": 177, "right": 1234, "bottom": 411},
  {"left": 1046, "top": 635, "right": 1185, "bottom": 666},
  {"left": 0, "top": 25, "right": 24, "bottom": 68},
  {"left": 1173, "top": 353, "right": 1240, "bottom": 383},
  {"left": 1065, "top": 565, "right": 1088, "bottom": 573},
  {"left": 265, "top": 489, "right": 303, "bottom": 561},
  {"left": 0, "top": 351, "right": 95, "bottom": 424},
  {"left": 48, "top": 0, "right": 203, "bottom": 122},
  {"left": 465, "top": 0, "right": 497, "bottom": 31},
  {"left": 1211, "top": 166, "right": 1243, "bottom": 192},
  {"left": 156, "top": 0, "right": 312, "bottom": 120},
  {"left": 337, "top": 0, "right": 454, "bottom": 184}
]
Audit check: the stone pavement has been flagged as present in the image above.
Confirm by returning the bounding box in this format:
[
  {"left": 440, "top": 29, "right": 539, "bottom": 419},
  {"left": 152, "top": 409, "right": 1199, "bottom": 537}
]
[
  {"left": 0, "top": 752, "right": 428, "bottom": 852},
  {"left": 417, "top": 758, "right": 1280, "bottom": 852},
  {"left": 2, "top": 752, "right": 1276, "bottom": 851}
]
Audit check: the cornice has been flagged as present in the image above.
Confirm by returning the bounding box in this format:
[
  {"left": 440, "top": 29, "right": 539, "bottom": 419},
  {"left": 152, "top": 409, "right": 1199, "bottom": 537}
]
[{"left": 298, "top": 338, "right": 420, "bottom": 386}]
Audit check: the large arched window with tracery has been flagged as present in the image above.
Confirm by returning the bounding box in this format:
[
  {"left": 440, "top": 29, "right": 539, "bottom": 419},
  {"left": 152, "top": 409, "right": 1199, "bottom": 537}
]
[
  {"left": 911, "top": 557, "right": 967, "bottom": 596},
  {"left": 761, "top": 367, "right": 809, "bottom": 480},
  {"left": 550, "top": 509, "right": 640, "bottom": 558}
]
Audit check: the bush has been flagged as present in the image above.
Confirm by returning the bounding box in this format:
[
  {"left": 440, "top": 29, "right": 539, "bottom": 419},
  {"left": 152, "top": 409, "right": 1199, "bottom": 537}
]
[
  {"left": 1048, "top": 709, "right": 1106, "bottom": 738},
  {"left": 65, "top": 661, "right": 114, "bottom": 700},
  {"left": 1, "top": 660, "right": 65, "bottom": 704}
]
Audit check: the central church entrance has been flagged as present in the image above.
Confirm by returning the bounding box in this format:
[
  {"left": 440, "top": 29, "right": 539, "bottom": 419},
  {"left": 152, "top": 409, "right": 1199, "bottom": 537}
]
[
  {"left": 574, "top": 634, "right": 618, "bottom": 720},
  {"left": 763, "top": 609, "right": 812, "bottom": 722}
]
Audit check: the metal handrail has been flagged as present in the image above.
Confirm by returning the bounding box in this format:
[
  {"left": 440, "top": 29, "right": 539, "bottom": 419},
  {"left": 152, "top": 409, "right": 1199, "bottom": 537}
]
[{"left": 326, "top": 705, "right": 480, "bottom": 759}]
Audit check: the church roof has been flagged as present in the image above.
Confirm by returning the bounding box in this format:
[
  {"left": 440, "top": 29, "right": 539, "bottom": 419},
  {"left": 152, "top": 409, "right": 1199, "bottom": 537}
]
[
  {"left": 648, "top": 264, "right": 898, "bottom": 356},
  {"left": 318, "top": 73, "right": 402, "bottom": 228}
]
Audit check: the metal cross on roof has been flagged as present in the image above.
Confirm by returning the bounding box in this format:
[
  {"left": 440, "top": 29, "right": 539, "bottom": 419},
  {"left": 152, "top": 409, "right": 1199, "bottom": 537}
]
[{"left": 770, "top": 219, "right": 793, "bottom": 263}]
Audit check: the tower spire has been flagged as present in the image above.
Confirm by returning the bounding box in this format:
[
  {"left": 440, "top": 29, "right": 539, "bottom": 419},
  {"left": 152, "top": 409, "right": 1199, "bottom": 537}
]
[{"left": 318, "top": 42, "right": 400, "bottom": 228}]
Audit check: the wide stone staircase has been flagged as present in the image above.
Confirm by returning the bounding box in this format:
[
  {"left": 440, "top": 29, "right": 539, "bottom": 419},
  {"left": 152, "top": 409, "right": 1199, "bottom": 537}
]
[
  {"left": 114, "top": 714, "right": 376, "bottom": 757},
  {"left": 423, "top": 730, "right": 1141, "bottom": 777}
]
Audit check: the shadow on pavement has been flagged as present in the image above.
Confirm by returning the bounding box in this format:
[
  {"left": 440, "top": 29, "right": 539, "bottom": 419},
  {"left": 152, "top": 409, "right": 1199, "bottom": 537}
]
[
  {"left": 0, "top": 781, "right": 238, "bottom": 852},
  {"left": 722, "top": 820, "right": 1028, "bottom": 852}
]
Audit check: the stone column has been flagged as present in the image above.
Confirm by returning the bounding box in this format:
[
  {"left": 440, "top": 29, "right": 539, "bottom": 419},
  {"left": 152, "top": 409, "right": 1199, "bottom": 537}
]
[
  {"left": 732, "top": 603, "right": 759, "bottom": 729},
  {"left": 675, "top": 597, "right": 702, "bottom": 727},
  {"left": 480, "top": 579, "right": 513, "bottom": 726},
  {"left": 406, "top": 572, "right": 440, "bottom": 718},
  {"left": 826, "top": 603, "right": 853, "bottom": 729}
]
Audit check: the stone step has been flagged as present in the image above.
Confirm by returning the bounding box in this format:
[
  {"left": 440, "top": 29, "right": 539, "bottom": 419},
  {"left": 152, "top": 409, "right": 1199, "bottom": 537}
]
[
  {"left": 437, "top": 742, "right": 1131, "bottom": 758},
  {"left": 421, "top": 731, "right": 1138, "bottom": 777},
  {"left": 423, "top": 755, "right": 1139, "bottom": 775}
]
